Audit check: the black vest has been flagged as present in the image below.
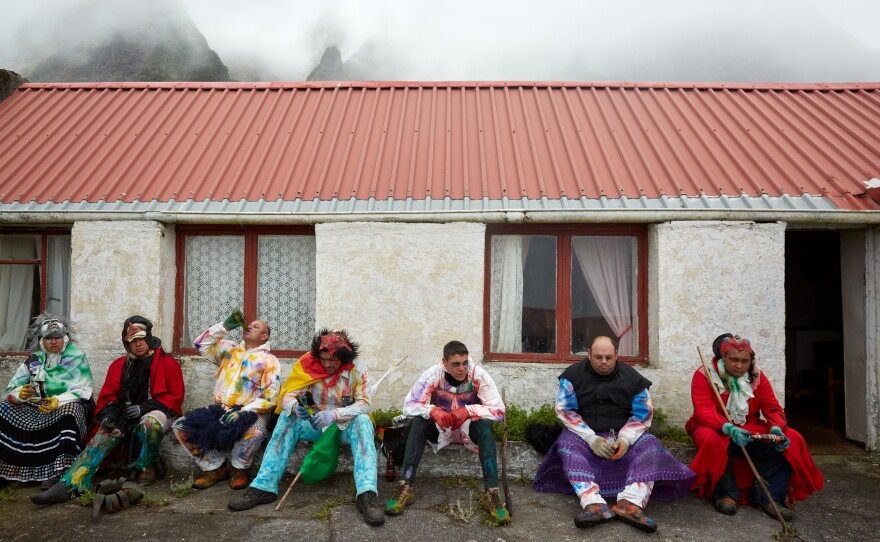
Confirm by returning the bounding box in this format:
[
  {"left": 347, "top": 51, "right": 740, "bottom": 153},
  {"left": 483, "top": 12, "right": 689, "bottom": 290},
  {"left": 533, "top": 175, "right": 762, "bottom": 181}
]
[{"left": 559, "top": 358, "right": 651, "bottom": 433}]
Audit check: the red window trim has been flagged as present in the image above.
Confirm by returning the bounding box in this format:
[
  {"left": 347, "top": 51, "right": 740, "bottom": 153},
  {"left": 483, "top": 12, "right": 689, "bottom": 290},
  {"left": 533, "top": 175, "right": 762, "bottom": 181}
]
[
  {"left": 482, "top": 224, "right": 648, "bottom": 366},
  {"left": 0, "top": 229, "right": 72, "bottom": 355},
  {"left": 173, "top": 225, "right": 315, "bottom": 358}
]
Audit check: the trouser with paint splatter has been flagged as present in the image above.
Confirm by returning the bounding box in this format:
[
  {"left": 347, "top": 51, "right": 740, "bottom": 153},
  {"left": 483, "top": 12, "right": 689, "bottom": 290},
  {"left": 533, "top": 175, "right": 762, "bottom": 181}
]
[
  {"left": 250, "top": 412, "right": 378, "bottom": 497},
  {"left": 401, "top": 416, "right": 500, "bottom": 490},
  {"left": 61, "top": 410, "right": 169, "bottom": 494},
  {"left": 172, "top": 413, "right": 268, "bottom": 471}
]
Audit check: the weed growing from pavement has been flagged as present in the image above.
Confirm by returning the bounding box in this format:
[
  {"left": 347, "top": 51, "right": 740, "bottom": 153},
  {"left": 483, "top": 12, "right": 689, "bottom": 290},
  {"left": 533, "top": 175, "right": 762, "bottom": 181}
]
[
  {"left": 447, "top": 490, "right": 476, "bottom": 524},
  {"left": 170, "top": 476, "right": 194, "bottom": 498},
  {"left": 527, "top": 497, "right": 547, "bottom": 508},
  {"left": 314, "top": 495, "right": 347, "bottom": 521},
  {"left": 441, "top": 476, "right": 481, "bottom": 492},
  {"left": 77, "top": 489, "right": 95, "bottom": 507},
  {"left": 0, "top": 483, "right": 19, "bottom": 502},
  {"left": 141, "top": 493, "right": 172, "bottom": 507}
]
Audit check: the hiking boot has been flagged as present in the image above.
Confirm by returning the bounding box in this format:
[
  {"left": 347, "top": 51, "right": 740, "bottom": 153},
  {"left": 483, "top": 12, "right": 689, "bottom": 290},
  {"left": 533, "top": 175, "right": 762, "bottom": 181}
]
[
  {"left": 192, "top": 463, "right": 230, "bottom": 489},
  {"left": 228, "top": 487, "right": 277, "bottom": 511},
  {"left": 39, "top": 477, "right": 60, "bottom": 490},
  {"left": 759, "top": 501, "right": 794, "bottom": 521},
  {"left": 385, "top": 481, "right": 415, "bottom": 515},
  {"left": 29, "top": 482, "right": 71, "bottom": 505},
  {"left": 611, "top": 499, "right": 657, "bottom": 533},
  {"left": 714, "top": 496, "right": 737, "bottom": 515},
  {"left": 574, "top": 503, "right": 615, "bottom": 528},
  {"left": 482, "top": 487, "right": 511, "bottom": 525},
  {"left": 229, "top": 466, "right": 248, "bottom": 490},
  {"left": 356, "top": 491, "right": 386, "bottom": 526}
]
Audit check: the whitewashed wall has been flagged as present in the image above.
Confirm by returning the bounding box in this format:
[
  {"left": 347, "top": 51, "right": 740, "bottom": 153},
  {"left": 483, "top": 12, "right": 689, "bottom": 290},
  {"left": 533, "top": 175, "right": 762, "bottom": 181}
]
[
  {"left": 68, "top": 220, "right": 176, "bottom": 394},
  {"left": 313, "top": 222, "right": 486, "bottom": 409},
  {"left": 645, "top": 221, "right": 787, "bottom": 425}
]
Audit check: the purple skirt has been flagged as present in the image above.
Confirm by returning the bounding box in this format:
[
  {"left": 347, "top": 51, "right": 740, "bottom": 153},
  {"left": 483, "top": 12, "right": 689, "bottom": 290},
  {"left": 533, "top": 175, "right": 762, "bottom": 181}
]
[{"left": 533, "top": 429, "right": 696, "bottom": 502}]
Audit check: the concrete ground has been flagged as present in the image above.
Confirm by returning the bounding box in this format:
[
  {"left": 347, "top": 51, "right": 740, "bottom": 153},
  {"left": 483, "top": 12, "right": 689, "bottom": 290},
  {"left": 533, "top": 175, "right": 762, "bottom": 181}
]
[{"left": 1, "top": 452, "right": 878, "bottom": 542}]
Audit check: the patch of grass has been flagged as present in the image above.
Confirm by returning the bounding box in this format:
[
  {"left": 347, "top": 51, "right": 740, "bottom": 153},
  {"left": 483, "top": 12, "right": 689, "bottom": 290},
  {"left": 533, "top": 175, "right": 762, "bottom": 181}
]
[
  {"left": 772, "top": 524, "right": 801, "bottom": 541},
  {"left": 170, "top": 476, "right": 194, "bottom": 498},
  {"left": 141, "top": 493, "right": 172, "bottom": 507},
  {"left": 652, "top": 407, "right": 693, "bottom": 444},
  {"left": 513, "top": 469, "right": 532, "bottom": 485},
  {"left": 0, "top": 483, "right": 19, "bottom": 502},
  {"left": 527, "top": 497, "right": 547, "bottom": 508},
  {"left": 492, "top": 403, "right": 562, "bottom": 442},
  {"left": 77, "top": 489, "right": 95, "bottom": 507},
  {"left": 372, "top": 407, "right": 403, "bottom": 428},
  {"left": 440, "top": 476, "right": 480, "bottom": 492},
  {"left": 313, "top": 495, "right": 347, "bottom": 521},
  {"left": 447, "top": 490, "right": 476, "bottom": 524}
]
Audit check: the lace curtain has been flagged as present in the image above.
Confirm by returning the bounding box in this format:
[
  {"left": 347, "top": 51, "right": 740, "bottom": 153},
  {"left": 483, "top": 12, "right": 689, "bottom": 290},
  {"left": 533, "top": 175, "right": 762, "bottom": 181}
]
[
  {"left": 0, "top": 236, "right": 38, "bottom": 351},
  {"left": 257, "top": 235, "right": 316, "bottom": 351},
  {"left": 489, "top": 235, "right": 531, "bottom": 353},
  {"left": 571, "top": 236, "right": 638, "bottom": 356},
  {"left": 183, "top": 236, "right": 245, "bottom": 346}
]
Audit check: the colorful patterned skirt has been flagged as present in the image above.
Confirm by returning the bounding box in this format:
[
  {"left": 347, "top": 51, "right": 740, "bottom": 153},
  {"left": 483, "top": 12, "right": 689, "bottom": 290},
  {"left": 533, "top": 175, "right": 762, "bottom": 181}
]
[
  {"left": 533, "top": 429, "right": 696, "bottom": 502},
  {"left": 0, "top": 400, "right": 90, "bottom": 482}
]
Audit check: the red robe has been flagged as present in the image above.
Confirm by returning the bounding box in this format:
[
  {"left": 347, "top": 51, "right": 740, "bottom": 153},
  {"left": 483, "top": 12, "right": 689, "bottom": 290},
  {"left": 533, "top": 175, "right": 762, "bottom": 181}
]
[
  {"left": 95, "top": 347, "right": 185, "bottom": 418},
  {"left": 685, "top": 363, "right": 823, "bottom": 504}
]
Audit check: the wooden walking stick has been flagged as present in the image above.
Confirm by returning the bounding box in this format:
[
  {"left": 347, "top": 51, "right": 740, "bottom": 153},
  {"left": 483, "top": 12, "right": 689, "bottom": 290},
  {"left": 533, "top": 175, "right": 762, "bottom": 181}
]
[
  {"left": 275, "top": 471, "right": 302, "bottom": 511},
  {"left": 697, "top": 347, "right": 790, "bottom": 530},
  {"left": 500, "top": 387, "right": 512, "bottom": 517}
]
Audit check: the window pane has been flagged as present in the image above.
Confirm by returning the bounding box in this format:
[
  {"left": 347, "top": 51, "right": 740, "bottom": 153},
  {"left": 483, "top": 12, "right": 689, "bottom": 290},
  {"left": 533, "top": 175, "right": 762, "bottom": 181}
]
[
  {"left": 0, "top": 235, "right": 39, "bottom": 350},
  {"left": 570, "top": 236, "right": 638, "bottom": 357},
  {"left": 257, "top": 235, "right": 316, "bottom": 351},
  {"left": 183, "top": 236, "right": 245, "bottom": 347},
  {"left": 489, "top": 235, "right": 556, "bottom": 354}
]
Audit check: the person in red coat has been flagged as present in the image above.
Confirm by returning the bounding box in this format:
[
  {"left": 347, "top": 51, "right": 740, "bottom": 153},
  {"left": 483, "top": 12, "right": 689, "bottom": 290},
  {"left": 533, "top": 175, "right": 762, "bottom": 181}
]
[
  {"left": 30, "top": 315, "right": 185, "bottom": 505},
  {"left": 686, "top": 334, "right": 823, "bottom": 520}
]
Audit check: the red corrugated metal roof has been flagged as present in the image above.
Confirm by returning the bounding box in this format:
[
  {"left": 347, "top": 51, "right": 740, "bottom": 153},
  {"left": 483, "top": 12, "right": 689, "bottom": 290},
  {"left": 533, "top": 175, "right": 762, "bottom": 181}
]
[{"left": 1, "top": 81, "right": 879, "bottom": 210}]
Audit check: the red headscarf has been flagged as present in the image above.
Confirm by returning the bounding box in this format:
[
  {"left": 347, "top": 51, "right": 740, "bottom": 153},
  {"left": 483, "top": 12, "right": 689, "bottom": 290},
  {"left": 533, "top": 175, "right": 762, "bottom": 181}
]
[{"left": 718, "top": 335, "right": 755, "bottom": 359}]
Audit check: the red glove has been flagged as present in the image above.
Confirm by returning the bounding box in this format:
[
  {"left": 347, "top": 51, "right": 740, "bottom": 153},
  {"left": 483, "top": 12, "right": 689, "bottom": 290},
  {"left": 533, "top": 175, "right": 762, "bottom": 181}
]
[
  {"left": 450, "top": 407, "right": 471, "bottom": 429},
  {"left": 430, "top": 408, "right": 454, "bottom": 430}
]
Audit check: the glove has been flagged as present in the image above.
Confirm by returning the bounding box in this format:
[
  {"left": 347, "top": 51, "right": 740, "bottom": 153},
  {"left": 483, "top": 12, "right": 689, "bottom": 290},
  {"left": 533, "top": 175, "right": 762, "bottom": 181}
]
[
  {"left": 310, "top": 410, "right": 336, "bottom": 430},
  {"left": 37, "top": 397, "right": 59, "bottom": 414},
  {"left": 450, "top": 407, "right": 471, "bottom": 430},
  {"left": 769, "top": 426, "right": 790, "bottom": 451},
  {"left": 429, "top": 408, "right": 454, "bottom": 430},
  {"left": 722, "top": 422, "right": 753, "bottom": 447},
  {"left": 18, "top": 384, "right": 37, "bottom": 401},
  {"left": 588, "top": 435, "right": 616, "bottom": 459},
  {"left": 295, "top": 404, "right": 311, "bottom": 420},
  {"left": 221, "top": 410, "right": 241, "bottom": 425},
  {"left": 610, "top": 438, "right": 630, "bottom": 460},
  {"left": 124, "top": 405, "right": 142, "bottom": 419},
  {"left": 100, "top": 417, "right": 117, "bottom": 433},
  {"left": 222, "top": 310, "right": 246, "bottom": 331}
]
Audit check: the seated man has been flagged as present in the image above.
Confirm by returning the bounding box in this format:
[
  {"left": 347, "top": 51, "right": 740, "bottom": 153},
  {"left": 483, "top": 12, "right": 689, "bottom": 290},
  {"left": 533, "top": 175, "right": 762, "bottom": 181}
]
[
  {"left": 31, "top": 316, "right": 185, "bottom": 504},
  {"left": 533, "top": 336, "right": 696, "bottom": 533},
  {"left": 385, "top": 340, "right": 509, "bottom": 525},
  {"left": 173, "top": 312, "right": 280, "bottom": 490},
  {"left": 228, "top": 329, "right": 384, "bottom": 527},
  {"left": 686, "top": 334, "right": 823, "bottom": 519}
]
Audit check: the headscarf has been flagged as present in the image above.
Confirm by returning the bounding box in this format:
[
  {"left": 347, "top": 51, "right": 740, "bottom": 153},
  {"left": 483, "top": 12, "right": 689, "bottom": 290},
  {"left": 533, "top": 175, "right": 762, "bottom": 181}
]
[
  {"left": 709, "top": 334, "right": 756, "bottom": 425},
  {"left": 120, "top": 315, "right": 162, "bottom": 354}
]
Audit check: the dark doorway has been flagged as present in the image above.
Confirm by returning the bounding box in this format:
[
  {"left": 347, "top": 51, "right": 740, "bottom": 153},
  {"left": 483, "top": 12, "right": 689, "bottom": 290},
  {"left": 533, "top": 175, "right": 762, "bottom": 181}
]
[{"left": 784, "top": 231, "right": 859, "bottom": 453}]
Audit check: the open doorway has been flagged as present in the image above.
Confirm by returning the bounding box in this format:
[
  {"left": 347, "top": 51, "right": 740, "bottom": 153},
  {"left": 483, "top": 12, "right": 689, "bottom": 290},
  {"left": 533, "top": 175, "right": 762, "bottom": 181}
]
[{"left": 785, "top": 230, "right": 862, "bottom": 453}]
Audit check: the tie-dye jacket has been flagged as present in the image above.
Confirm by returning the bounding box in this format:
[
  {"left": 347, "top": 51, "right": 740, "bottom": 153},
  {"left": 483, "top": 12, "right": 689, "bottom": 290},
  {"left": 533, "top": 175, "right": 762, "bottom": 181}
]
[
  {"left": 4, "top": 342, "right": 93, "bottom": 405},
  {"left": 194, "top": 323, "right": 280, "bottom": 414},
  {"left": 555, "top": 377, "right": 653, "bottom": 446},
  {"left": 278, "top": 359, "right": 371, "bottom": 430},
  {"left": 403, "top": 360, "right": 505, "bottom": 452}
]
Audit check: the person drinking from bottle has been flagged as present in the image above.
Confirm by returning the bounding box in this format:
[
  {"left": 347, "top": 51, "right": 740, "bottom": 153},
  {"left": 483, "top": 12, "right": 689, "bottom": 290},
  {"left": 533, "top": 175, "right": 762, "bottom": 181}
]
[
  {"left": 172, "top": 311, "right": 280, "bottom": 491},
  {"left": 686, "top": 334, "right": 823, "bottom": 520}
]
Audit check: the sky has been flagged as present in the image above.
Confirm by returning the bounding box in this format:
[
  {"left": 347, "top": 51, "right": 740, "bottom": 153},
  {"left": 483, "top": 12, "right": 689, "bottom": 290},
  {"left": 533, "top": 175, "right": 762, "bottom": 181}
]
[{"left": 2, "top": 0, "right": 879, "bottom": 83}]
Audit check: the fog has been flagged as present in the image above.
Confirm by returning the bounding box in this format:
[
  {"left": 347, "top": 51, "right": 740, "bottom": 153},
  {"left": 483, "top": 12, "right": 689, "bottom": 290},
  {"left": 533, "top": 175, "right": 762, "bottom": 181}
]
[{"left": 2, "top": 0, "right": 879, "bottom": 82}]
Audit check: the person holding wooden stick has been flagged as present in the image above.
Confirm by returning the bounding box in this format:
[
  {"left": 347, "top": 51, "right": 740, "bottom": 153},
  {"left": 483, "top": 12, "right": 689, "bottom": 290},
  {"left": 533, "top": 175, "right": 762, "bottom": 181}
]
[{"left": 686, "top": 334, "right": 823, "bottom": 520}]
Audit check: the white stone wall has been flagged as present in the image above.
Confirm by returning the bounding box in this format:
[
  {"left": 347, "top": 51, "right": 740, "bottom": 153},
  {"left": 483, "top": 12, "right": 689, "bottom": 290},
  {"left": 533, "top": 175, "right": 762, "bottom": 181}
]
[
  {"left": 314, "top": 222, "right": 486, "bottom": 409},
  {"left": 69, "top": 220, "right": 176, "bottom": 393},
  {"left": 647, "top": 221, "right": 787, "bottom": 425}
]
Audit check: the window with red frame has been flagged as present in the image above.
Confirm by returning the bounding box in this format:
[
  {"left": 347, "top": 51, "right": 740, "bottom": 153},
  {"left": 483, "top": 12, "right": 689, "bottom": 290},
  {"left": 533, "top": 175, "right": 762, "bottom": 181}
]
[
  {"left": 174, "top": 227, "right": 316, "bottom": 357},
  {"left": 0, "top": 231, "right": 72, "bottom": 352},
  {"left": 484, "top": 225, "right": 647, "bottom": 364}
]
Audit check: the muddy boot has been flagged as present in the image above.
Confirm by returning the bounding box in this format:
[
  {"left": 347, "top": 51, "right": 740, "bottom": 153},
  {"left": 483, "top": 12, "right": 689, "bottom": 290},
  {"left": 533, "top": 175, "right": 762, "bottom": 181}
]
[
  {"left": 29, "top": 482, "right": 71, "bottom": 505},
  {"left": 356, "top": 491, "right": 385, "bottom": 526}
]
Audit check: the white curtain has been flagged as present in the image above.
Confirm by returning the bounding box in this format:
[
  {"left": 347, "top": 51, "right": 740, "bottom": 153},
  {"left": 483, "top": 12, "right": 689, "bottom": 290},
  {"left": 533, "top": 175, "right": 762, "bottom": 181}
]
[
  {"left": 183, "top": 236, "right": 245, "bottom": 347},
  {"left": 571, "top": 236, "right": 637, "bottom": 356},
  {"left": 489, "top": 235, "right": 531, "bottom": 353},
  {"left": 46, "top": 235, "right": 71, "bottom": 317},
  {"left": 257, "top": 235, "right": 316, "bottom": 351},
  {"left": 0, "top": 236, "right": 38, "bottom": 351}
]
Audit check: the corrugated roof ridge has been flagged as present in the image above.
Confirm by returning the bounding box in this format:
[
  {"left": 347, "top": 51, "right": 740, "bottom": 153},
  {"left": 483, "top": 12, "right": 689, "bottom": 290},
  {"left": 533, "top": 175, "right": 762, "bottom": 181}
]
[{"left": 17, "top": 81, "right": 880, "bottom": 91}]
